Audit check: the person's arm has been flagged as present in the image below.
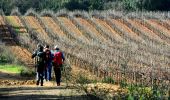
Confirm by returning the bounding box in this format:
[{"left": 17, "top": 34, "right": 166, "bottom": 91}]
[
  {"left": 32, "top": 50, "right": 37, "bottom": 58},
  {"left": 51, "top": 53, "right": 54, "bottom": 61},
  {"left": 61, "top": 52, "right": 65, "bottom": 62},
  {"left": 50, "top": 50, "right": 54, "bottom": 61}
]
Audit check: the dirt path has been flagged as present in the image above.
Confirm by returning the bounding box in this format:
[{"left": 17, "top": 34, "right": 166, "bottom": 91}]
[
  {"left": 0, "top": 70, "right": 94, "bottom": 100},
  {"left": 0, "top": 66, "right": 121, "bottom": 100},
  {"left": 0, "top": 85, "right": 90, "bottom": 100}
]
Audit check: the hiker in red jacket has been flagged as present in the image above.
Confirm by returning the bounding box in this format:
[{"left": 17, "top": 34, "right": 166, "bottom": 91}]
[{"left": 52, "top": 45, "right": 65, "bottom": 86}]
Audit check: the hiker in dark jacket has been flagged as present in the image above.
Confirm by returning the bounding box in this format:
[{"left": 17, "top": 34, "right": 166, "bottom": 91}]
[
  {"left": 32, "top": 44, "right": 46, "bottom": 86},
  {"left": 44, "top": 45, "right": 53, "bottom": 81},
  {"left": 52, "top": 45, "right": 65, "bottom": 86}
]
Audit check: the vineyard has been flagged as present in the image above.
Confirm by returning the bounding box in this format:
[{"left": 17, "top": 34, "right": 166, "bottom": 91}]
[{"left": 0, "top": 10, "right": 170, "bottom": 98}]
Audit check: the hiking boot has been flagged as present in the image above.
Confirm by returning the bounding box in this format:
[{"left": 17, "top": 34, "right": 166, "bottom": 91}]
[
  {"left": 36, "top": 82, "right": 39, "bottom": 85},
  {"left": 57, "top": 83, "right": 60, "bottom": 86}
]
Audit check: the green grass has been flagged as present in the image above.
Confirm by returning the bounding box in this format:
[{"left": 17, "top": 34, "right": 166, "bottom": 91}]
[{"left": 0, "top": 64, "right": 23, "bottom": 74}]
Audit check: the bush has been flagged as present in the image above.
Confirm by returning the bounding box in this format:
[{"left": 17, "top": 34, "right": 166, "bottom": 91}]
[
  {"left": 102, "top": 77, "right": 115, "bottom": 84},
  {"left": 0, "top": 45, "right": 25, "bottom": 65},
  {"left": 122, "top": 0, "right": 139, "bottom": 11},
  {"left": 20, "top": 67, "right": 35, "bottom": 77},
  {"left": 120, "top": 80, "right": 128, "bottom": 88},
  {"left": 0, "top": 45, "right": 15, "bottom": 64},
  {"left": 76, "top": 73, "right": 92, "bottom": 84}
]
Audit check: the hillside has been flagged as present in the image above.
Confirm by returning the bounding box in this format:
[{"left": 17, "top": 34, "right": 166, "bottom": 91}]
[
  {"left": 0, "top": 12, "right": 170, "bottom": 99},
  {"left": 1, "top": 13, "right": 170, "bottom": 77}
]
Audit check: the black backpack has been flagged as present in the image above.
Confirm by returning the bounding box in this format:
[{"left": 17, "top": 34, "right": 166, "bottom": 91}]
[{"left": 37, "top": 51, "right": 45, "bottom": 64}]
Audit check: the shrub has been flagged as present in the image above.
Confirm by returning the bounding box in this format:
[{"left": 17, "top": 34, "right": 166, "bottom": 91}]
[
  {"left": 20, "top": 67, "right": 35, "bottom": 77},
  {"left": 102, "top": 77, "right": 115, "bottom": 84},
  {"left": 120, "top": 80, "right": 128, "bottom": 88},
  {"left": 76, "top": 73, "right": 92, "bottom": 84},
  {"left": 0, "top": 45, "right": 15, "bottom": 64}
]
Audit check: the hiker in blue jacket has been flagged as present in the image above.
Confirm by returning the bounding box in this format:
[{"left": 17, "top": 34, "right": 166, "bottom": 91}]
[{"left": 44, "top": 45, "right": 53, "bottom": 81}]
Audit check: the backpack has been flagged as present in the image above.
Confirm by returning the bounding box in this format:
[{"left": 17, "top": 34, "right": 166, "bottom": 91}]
[
  {"left": 36, "top": 51, "right": 46, "bottom": 72},
  {"left": 53, "top": 51, "right": 62, "bottom": 65},
  {"left": 37, "top": 51, "right": 45, "bottom": 64},
  {"left": 45, "top": 49, "right": 52, "bottom": 62}
]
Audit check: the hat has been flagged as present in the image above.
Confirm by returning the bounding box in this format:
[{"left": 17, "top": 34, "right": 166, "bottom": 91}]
[
  {"left": 54, "top": 45, "right": 59, "bottom": 50},
  {"left": 37, "top": 44, "right": 43, "bottom": 51},
  {"left": 45, "top": 44, "right": 49, "bottom": 48}
]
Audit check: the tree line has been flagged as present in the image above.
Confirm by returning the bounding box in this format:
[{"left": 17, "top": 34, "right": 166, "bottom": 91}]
[{"left": 0, "top": 0, "right": 170, "bottom": 15}]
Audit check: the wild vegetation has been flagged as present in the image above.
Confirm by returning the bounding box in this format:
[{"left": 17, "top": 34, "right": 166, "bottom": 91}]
[
  {"left": 0, "top": 9, "right": 170, "bottom": 99},
  {"left": 0, "top": 0, "right": 170, "bottom": 15},
  {"left": 0, "top": 45, "right": 15, "bottom": 64}
]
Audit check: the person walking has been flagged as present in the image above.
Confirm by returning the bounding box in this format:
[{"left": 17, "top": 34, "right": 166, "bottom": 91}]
[
  {"left": 44, "top": 45, "right": 53, "bottom": 81},
  {"left": 52, "top": 45, "right": 65, "bottom": 86},
  {"left": 32, "top": 44, "right": 46, "bottom": 86}
]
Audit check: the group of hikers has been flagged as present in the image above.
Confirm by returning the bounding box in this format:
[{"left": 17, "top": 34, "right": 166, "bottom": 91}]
[{"left": 32, "top": 44, "right": 65, "bottom": 86}]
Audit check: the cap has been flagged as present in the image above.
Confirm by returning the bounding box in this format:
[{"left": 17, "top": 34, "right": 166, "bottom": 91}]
[{"left": 54, "top": 45, "right": 59, "bottom": 50}]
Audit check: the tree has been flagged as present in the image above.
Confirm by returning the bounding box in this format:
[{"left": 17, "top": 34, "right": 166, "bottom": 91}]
[
  {"left": 0, "top": 0, "right": 170, "bottom": 15},
  {"left": 88, "top": 0, "right": 105, "bottom": 10},
  {"left": 0, "top": 0, "right": 14, "bottom": 15},
  {"left": 141, "top": 0, "right": 170, "bottom": 11},
  {"left": 122, "top": 0, "right": 139, "bottom": 11},
  {"left": 65, "top": 0, "right": 105, "bottom": 11}
]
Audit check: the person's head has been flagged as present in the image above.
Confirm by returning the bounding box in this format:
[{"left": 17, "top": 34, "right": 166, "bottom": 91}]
[
  {"left": 37, "top": 44, "right": 43, "bottom": 51},
  {"left": 54, "top": 45, "right": 59, "bottom": 50},
  {"left": 45, "top": 44, "right": 49, "bottom": 49},
  {"left": 39, "top": 46, "right": 44, "bottom": 52},
  {"left": 37, "top": 43, "right": 42, "bottom": 48}
]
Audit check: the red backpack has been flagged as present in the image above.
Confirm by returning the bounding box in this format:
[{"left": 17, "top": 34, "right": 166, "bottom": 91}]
[{"left": 53, "top": 51, "right": 63, "bottom": 65}]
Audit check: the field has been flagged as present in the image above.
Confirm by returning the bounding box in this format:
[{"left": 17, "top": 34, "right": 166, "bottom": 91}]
[
  {"left": 0, "top": 64, "right": 23, "bottom": 73},
  {"left": 0, "top": 10, "right": 170, "bottom": 99}
]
